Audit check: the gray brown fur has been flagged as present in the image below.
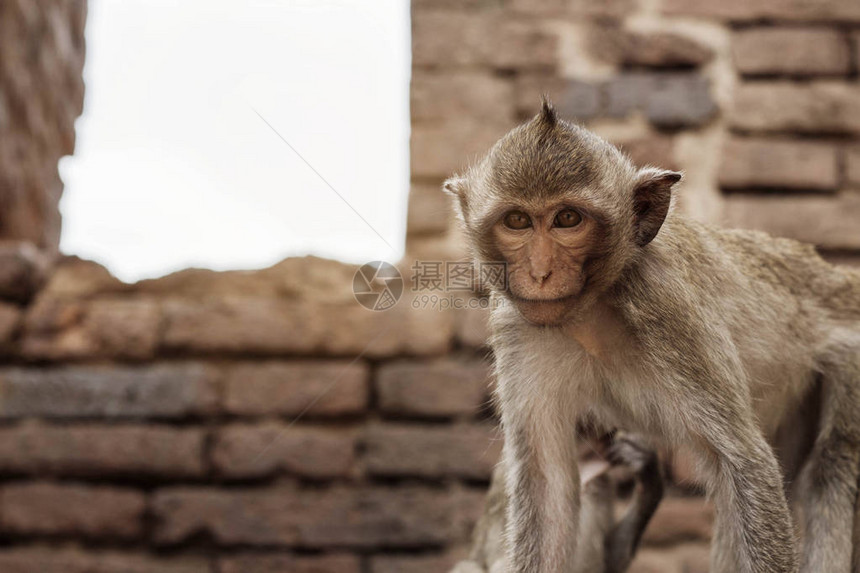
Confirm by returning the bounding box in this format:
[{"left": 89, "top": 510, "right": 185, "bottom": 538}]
[
  {"left": 444, "top": 100, "right": 860, "bottom": 573},
  {"left": 453, "top": 433, "right": 664, "bottom": 573}
]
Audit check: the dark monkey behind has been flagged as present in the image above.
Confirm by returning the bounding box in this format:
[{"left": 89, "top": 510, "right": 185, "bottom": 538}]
[{"left": 444, "top": 101, "right": 860, "bottom": 573}]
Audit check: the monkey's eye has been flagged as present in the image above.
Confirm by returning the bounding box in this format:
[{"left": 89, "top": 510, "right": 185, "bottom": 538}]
[
  {"left": 503, "top": 210, "right": 532, "bottom": 230},
  {"left": 554, "top": 208, "right": 583, "bottom": 228}
]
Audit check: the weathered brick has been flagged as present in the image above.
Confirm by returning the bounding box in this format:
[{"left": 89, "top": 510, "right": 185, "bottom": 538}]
[
  {"left": 606, "top": 73, "right": 716, "bottom": 127},
  {"left": 162, "top": 297, "right": 319, "bottom": 354},
  {"left": 320, "top": 299, "right": 455, "bottom": 357},
  {"left": 733, "top": 28, "right": 850, "bottom": 76},
  {"left": 509, "top": 0, "right": 634, "bottom": 17},
  {"left": 153, "top": 485, "right": 482, "bottom": 547},
  {"left": 0, "top": 241, "right": 49, "bottom": 303},
  {"left": 664, "top": 0, "right": 860, "bottom": 22},
  {"left": 845, "top": 144, "right": 860, "bottom": 186},
  {"left": 20, "top": 297, "right": 161, "bottom": 360},
  {"left": 212, "top": 423, "right": 356, "bottom": 479},
  {"left": 224, "top": 361, "right": 369, "bottom": 417},
  {"left": 408, "top": 182, "right": 453, "bottom": 236},
  {"left": 372, "top": 552, "right": 462, "bottom": 573},
  {"left": 219, "top": 553, "right": 361, "bottom": 573},
  {"left": 1, "top": 481, "right": 145, "bottom": 538},
  {"left": 364, "top": 423, "right": 501, "bottom": 479},
  {"left": 411, "top": 121, "right": 510, "bottom": 179},
  {"left": 39, "top": 256, "right": 125, "bottom": 299},
  {"left": 614, "top": 135, "right": 679, "bottom": 171},
  {"left": 719, "top": 137, "right": 838, "bottom": 190},
  {"left": 412, "top": 11, "right": 557, "bottom": 70},
  {"left": 376, "top": 358, "right": 492, "bottom": 418},
  {"left": 589, "top": 26, "right": 714, "bottom": 69},
  {"left": 723, "top": 192, "right": 860, "bottom": 250},
  {"left": 0, "top": 424, "right": 205, "bottom": 478},
  {"left": 629, "top": 543, "right": 710, "bottom": 573},
  {"left": 0, "top": 301, "right": 20, "bottom": 346},
  {"left": 165, "top": 295, "right": 453, "bottom": 358},
  {"left": 85, "top": 298, "right": 161, "bottom": 358},
  {"left": 731, "top": 82, "right": 860, "bottom": 134},
  {"left": 642, "top": 497, "right": 714, "bottom": 545},
  {"left": 0, "top": 547, "right": 209, "bottom": 573},
  {"left": 0, "top": 363, "right": 218, "bottom": 420},
  {"left": 515, "top": 75, "right": 601, "bottom": 120},
  {"left": 628, "top": 547, "right": 684, "bottom": 573},
  {"left": 412, "top": 72, "right": 515, "bottom": 123}
]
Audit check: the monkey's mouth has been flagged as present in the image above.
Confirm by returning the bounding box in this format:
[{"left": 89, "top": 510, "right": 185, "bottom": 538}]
[
  {"left": 507, "top": 292, "right": 579, "bottom": 326},
  {"left": 507, "top": 292, "right": 578, "bottom": 305}
]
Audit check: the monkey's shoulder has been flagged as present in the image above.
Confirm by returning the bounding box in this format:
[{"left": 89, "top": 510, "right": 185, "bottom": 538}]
[{"left": 668, "top": 218, "right": 860, "bottom": 315}]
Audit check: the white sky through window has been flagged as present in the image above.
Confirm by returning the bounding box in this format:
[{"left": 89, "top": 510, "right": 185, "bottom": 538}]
[{"left": 59, "top": 0, "right": 410, "bottom": 282}]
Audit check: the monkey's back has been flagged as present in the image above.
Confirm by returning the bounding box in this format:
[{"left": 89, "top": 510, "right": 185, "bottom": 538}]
[{"left": 675, "top": 218, "right": 860, "bottom": 325}]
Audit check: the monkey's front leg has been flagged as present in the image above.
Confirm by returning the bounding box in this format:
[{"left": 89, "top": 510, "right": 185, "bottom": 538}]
[
  {"left": 501, "top": 394, "right": 582, "bottom": 573},
  {"left": 695, "top": 410, "right": 798, "bottom": 573}
]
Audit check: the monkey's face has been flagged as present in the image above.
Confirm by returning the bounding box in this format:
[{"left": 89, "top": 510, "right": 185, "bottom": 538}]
[
  {"left": 444, "top": 100, "right": 681, "bottom": 327},
  {"left": 490, "top": 201, "right": 605, "bottom": 326}
]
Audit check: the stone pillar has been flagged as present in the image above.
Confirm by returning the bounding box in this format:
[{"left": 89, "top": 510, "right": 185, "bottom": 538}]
[{"left": 0, "top": 0, "right": 87, "bottom": 251}]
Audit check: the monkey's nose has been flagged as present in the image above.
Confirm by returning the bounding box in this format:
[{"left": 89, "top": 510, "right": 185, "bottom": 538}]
[{"left": 530, "top": 270, "right": 552, "bottom": 284}]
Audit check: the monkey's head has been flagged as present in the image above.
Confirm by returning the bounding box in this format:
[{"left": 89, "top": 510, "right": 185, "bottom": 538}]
[{"left": 444, "top": 100, "right": 681, "bottom": 326}]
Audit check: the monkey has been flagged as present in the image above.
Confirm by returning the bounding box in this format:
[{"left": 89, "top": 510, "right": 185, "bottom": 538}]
[
  {"left": 452, "top": 432, "right": 664, "bottom": 573},
  {"left": 443, "top": 99, "right": 860, "bottom": 573}
]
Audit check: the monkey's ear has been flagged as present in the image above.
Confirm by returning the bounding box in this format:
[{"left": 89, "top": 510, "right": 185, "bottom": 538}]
[
  {"left": 632, "top": 168, "right": 682, "bottom": 247},
  {"left": 442, "top": 176, "right": 467, "bottom": 198}
]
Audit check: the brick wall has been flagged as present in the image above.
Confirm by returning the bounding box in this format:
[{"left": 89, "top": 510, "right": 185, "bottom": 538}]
[{"left": 0, "top": 1, "right": 858, "bottom": 572}]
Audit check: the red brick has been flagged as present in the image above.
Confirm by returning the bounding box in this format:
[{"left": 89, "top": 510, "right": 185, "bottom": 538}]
[
  {"left": 719, "top": 137, "right": 838, "bottom": 190},
  {"left": 364, "top": 423, "right": 501, "bottom": 480},
  {"left": 219, "top": 553, "right": 361, "bottom": 573},
  {"left": 664, "top": 0, "right": 860, "bottom": 22},
  {"left": 642, "top": 497, "right": 713, "bottom": 545},
  {"left": 153, "top": 485, "right": 482, "bottom": 548},
  {"left": 733, "top": 28, "right": 850, "bottom": 76},
  {"left": 412, "top": 11, "right": 557, "bottom": 70},
  {"left": 223, "top": 361, "right": 369, "bottom": 417},
  {"left": 723, "top": 192, "right": 860, "bottom": 250},
  {"left": 1, "top": 481, "right": 145, "bottom": 539},
  {"left": 845, "top": 144, "right": 860, "bottom": 186},
  {"left": 0, "top": 546, "right": 208, "bottom": 573},
  {"left": 376, "top": 358, "right": 492, "bottom": 418},
  {"left": 212, "top": 423, "right": 356, "bottom": 479},
  {"left": 0, "top": 424, "right": 205, "bottom": 478},
  {"left": 0, "top": 363, "right": 218, "bottom": 420},
  {"left": 730, "top": 82, "right": 860, "bottom": 134},
  {"left": 412, "top": 72, "right": 514, "bottom": 123}
]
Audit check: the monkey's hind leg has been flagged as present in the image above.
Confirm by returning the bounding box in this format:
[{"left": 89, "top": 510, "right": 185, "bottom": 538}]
[{"left": 798, "top": 341, "right": 860, "bottom": 573}]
